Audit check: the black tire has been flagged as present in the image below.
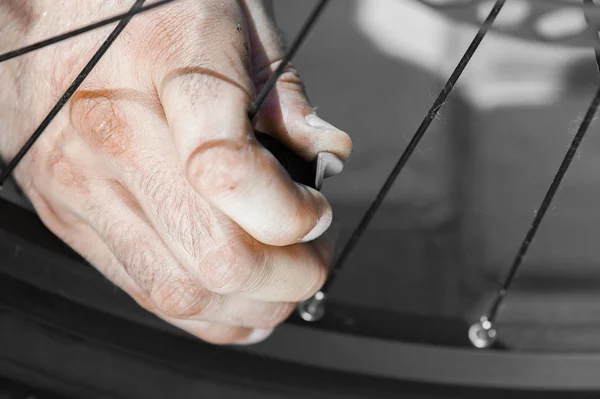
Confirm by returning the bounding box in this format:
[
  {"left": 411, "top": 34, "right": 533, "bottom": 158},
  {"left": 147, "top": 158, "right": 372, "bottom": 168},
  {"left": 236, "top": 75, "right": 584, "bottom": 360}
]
[{"left": 0, "top": 197, "right": 597, "bottom": 398}]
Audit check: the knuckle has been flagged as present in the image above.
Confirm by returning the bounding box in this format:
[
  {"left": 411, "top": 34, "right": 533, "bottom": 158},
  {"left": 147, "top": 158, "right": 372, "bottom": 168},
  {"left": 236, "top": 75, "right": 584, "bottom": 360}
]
[
  {"left": 200, "top": 241, "right": 255, "bottom": 295},
  {"left": 70, "top": 90, "right": 133, "bottom": 157},
  {"left": 31, "top": 129, "right": 91, "bottom": 197},
  {"left": 254, "top": 60, "right": 303, "bottom": 92},
  {"left": 277, "top": 69, "right": 304, "bottom": 91},
  {"left": 188, "top": 143, "right": 252, "bottom": 199},
  {"left": 149, "top": 276, "right": 212, "bottom": 319},
  {"left": 44, "top": 146, "right": 88, "bottom": 193}
]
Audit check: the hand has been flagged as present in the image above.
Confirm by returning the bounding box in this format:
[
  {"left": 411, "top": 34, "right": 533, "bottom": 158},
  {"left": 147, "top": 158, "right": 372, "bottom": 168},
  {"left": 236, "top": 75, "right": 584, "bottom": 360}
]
[{"left": 0, "top": 0, "right": 351, "bottom": 344}]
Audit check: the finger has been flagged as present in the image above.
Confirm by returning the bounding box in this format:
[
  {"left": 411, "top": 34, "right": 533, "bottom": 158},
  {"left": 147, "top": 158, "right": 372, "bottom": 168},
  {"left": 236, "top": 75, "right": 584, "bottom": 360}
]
[
  {"left": 52, "top": 210, "right": 278, "bottom": 345},
  {"left": 24, "top": 188, "right": 140, "bottom": 294},
  {"left": 37, "top": 221, "right": 266, "bottom": 346},
  {"left": 72, "top": 218, "right": 296, "bottom": 330},
  {"left": 115, "top": 156, "right": 328, "bottom": 303},
  {"left": 121, "top": 165, "right": 329, "bottom": 303},
  {"left": 63, "top": 226, "right": 272, "bottom": 345},
  {"left": 152, "top": 7, "right": 333, "bottom": 246},
  {"left": 70, "top": 178, "right": 300, "bottom": 325},
  {"left": 69, "top": 93, "right": 329, "bottom": 303},
  {"left": 311, "top": 220, "right": 339, "bottom": 267},
  {"left": 243, "top": 1, "right": 352, "bottom": 161},
  {"left": 49, "top": 222, "right": 270, "bottom": 345}
]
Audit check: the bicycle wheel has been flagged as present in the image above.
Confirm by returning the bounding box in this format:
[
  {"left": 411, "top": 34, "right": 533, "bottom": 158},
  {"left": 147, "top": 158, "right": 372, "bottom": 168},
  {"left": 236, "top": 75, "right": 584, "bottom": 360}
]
[{"left": 2, "top": 0, "right": 600, "bottom": 397}]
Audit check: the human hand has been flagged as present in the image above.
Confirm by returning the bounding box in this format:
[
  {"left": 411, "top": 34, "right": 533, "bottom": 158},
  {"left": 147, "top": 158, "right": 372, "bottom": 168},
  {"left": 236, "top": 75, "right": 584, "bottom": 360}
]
[{"left": 0, "top": 0, "right": 351, "bottom": 344}]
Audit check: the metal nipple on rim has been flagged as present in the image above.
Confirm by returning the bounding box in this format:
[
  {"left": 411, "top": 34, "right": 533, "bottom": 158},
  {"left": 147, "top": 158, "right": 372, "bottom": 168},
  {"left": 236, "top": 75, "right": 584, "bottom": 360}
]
[
  {"left": 297, "top": 291, "right": 326, "bottom": 322},
  {"left": 468, "top": 316, "right": 497, "bottom": 349}
]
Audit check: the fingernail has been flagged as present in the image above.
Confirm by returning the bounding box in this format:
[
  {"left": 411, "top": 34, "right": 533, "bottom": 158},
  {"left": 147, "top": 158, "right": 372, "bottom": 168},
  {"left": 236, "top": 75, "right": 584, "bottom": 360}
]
[
  {"left": 306, "top": 114, "right": 336, "bottom": 130},
  {"left": 300, "top": 210, "right": 333, "bottom": 243},
  {"left": 239, "top": 328, "right": 274, "bottom": 345}
]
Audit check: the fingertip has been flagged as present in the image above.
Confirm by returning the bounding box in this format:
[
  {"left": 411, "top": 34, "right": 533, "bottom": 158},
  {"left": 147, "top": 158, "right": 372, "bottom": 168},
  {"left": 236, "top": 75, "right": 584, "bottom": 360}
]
[
  {"left": 299, "top": 205, "right": 333, "bottom": 243},
  {"left": 250, "top": 182, "right": 333, "bottom": 247},
  {"left": 280, "top": 184, "right": 332, "bottom": 246},
  {"left": 305, "top": 114, "right": 353, "bottom": 161}
]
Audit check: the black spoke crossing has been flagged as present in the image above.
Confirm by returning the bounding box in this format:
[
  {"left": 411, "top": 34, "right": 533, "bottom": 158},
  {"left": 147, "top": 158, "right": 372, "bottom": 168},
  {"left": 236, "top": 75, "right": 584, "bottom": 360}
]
[
  {"left": 248, "top": 0, "right": 330, "bottom": 122},
  {"left": 0, "top": 0, "right": 147, "bottom": 187},
  {"left": 319, "top": 0, "right": 507, "bottom": 294}
]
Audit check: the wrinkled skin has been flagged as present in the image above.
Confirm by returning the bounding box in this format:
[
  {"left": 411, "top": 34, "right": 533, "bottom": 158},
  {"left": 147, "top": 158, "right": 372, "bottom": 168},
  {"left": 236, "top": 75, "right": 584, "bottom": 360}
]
[{"left": 0, "top": 0, "right": 351, "bottom": 344}]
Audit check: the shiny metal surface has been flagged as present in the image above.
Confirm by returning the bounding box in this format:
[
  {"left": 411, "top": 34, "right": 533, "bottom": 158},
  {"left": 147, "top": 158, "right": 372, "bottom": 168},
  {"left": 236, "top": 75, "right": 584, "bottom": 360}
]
[
  {"left": 297, "top": 291, "right": 326, "bottom": 322},
  {"left": 468, "top": 317, "right": 497, "bottom": 349}
]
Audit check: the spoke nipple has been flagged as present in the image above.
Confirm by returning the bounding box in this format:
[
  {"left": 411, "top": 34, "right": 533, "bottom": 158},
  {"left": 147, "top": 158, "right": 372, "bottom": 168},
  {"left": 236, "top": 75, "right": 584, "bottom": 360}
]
[
  {"left": 468, "top": 316, "right": 497, "bottom": 349},
  {"left": 297, "top": 290, "right": 326, "bottom": 322}
]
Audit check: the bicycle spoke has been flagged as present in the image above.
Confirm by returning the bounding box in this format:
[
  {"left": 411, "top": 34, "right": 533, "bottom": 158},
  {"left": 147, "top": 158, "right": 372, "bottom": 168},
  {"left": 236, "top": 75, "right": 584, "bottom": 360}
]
[
  {"left": 298, "top": 0, "right": 506, "bottom": 323},
  {"left": 487, "top": 75, "right": 600, "bottom": 324},
  {"left": 470, "top": 2, "right": 600, "bottom": 349},
  {"left": 0, "top": 0, "right": 176, "bottom": 64},
  {"left": 248, "top": 0, "right": 330, "bottom": 122},
  {"left": 320, "top": 0, "right": 506, "bottom": 294},
  {"left": 0, "top": 1, "right": 146, "bottom": 188}
]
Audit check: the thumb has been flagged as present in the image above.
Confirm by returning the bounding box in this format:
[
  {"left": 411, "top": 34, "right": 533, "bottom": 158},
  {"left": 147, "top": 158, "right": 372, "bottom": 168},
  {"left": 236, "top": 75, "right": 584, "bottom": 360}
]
[{"left": 243, "top": 1, "right": 353, "bottom": 162}]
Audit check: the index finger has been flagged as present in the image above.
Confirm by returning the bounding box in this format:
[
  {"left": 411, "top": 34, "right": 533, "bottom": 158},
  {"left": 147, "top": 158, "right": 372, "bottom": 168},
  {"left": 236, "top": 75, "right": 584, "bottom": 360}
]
[{"left": 159, "top": 67, "right": 333, "bottom": 247}]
